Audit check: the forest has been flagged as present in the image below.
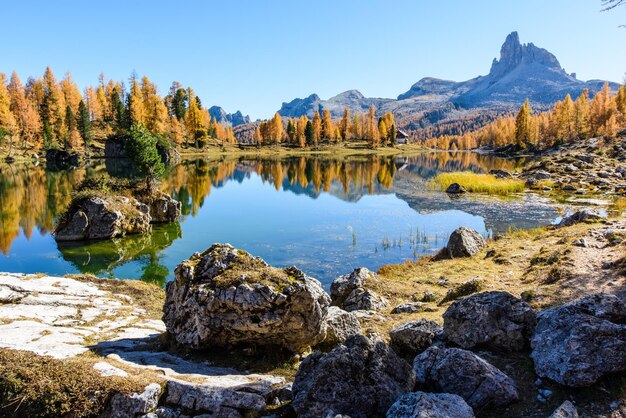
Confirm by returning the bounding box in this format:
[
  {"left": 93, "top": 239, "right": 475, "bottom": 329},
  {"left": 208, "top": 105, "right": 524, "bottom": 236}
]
[
  {"left": 0, "top": 68, "right": 236, "bottom": 156},
  {"left": 421, "top": 82, "right": 626, "bottom": 151}
]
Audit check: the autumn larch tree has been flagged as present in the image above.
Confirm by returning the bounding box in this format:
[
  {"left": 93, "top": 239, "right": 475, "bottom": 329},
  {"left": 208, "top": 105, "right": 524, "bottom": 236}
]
[{"left": 514, "top": 99, "right": 532, "bottom": 147}]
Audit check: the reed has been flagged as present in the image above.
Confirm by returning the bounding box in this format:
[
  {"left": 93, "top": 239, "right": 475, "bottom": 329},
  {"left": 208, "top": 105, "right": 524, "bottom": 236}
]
[{"left": 433, "top": 171, "right": 525, "bottom": 195}]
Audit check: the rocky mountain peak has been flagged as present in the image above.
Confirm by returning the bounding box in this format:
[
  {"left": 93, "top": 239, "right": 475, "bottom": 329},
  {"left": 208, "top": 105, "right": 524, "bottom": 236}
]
[{"left": 489, "top": 31, "right": 563, "bottom": 79}]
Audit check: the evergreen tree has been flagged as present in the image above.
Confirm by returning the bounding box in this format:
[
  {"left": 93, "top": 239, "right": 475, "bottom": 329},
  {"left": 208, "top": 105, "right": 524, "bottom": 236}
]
[
  {"left": 77, "top": 100, "right": 92, "bottom": 147},
  {"left": 305, "top": 120, "right": 314, "bottom": 146},
  {"left": 125, "top": 124, "right": 165, "bottom": 191},
  {"left": 172, "top": 88, "right": 187, "bottom": 120}
]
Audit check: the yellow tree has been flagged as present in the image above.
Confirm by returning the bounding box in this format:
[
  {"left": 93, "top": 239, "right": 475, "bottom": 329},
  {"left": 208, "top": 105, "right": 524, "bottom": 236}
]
[
  {"left": 339, "top": 108, "right": 351, "bottom": 141},
  {"left": 0, "top": 73, "right": 19, "bottom": 153},
  {"left": 140, "top": 76, "right": 168, "bottom": 135},
  {"left": 185, "top": 88, "right": 204, "bottom": 142},
  {"left": 574, "top": 89, "right": 590, "bottom": 140},
  {"left": 514, "top": 99, "right": 532, "bottom": 147},
  {"left": 589, "top": 82, "right": 618, "bottom": 138},
  {"left": 321, "top": 109, "right": 335, "bottom": 141},
  {"left": 8, "top": 72, "right": 42, "bottom": 149},
  {"left": 296, "top": 115, "right": 307, "bottom": 147},
  {"left": 352, "top": 113, "right": 362, "bottom": 139},
  {"left": 271, "top": 112, "right": 283, "bottom": 144},
  {"left": 41, "top": 67, "right": 66, "bottom": 147},
  {"left": 60, "top": 71, "right": 82, "bottom": 113},
  {"left": 128, "top": 75, "right": 144, "bottom": 126},
  {"left": 312, "top": 111, "right": 322, "bottom": 144}
]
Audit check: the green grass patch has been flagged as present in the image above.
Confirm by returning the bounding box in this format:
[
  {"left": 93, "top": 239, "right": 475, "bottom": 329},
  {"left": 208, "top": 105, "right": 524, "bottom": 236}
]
[{"left": 433, "top": 171, "right": 525, "bottom": 195}]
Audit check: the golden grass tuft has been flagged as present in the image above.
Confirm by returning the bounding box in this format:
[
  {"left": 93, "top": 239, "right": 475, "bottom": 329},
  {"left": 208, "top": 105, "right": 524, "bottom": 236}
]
[{"left": 433, "top": 171, "right": 525, "bottom": 195}]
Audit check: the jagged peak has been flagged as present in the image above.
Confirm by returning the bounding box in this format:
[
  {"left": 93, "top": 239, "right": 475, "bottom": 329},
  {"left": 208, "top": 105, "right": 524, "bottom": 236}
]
[
  {"left": 330, "top": 89, "right": 365, "bottom": 101},
  {"left": 489, "top": 31, "right": 563, "bottom": 79}
]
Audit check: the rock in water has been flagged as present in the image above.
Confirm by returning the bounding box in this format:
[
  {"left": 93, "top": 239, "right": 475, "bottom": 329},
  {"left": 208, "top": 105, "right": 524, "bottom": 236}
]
[
  {"left": 413, "top": 346, "right": 518, "bottom": 409},
  {"left": 557, "top": 209, "right": 604, "bottom": 228},
  {"left": 443, "top": 291, "right": 536, "bottom": 351},
  {"left": 330, "top": 268, "right": 388, "bottom": 312},
  {"left": 54, "top": 195, "right": 151, "bottom": 241},
  {"left": 531, "top": 293, "right": 626, "bottom": 387},
  {"left": 389, "top": 319, "right": 442, "bottom": 355},
  {"left": 144, "top": 190, "right": 181, "bottom": 223},
  {"left": 163, "top": 244, "right": 330, "bottom": 353},
  {"left": 321, "top": 306, "right": 362, "bottom": 347},
  {"left": 549, "top": 400, "right": 579, "bottom": 418},
  {"left": 292, "top": 334, "right": 415, "bottom": 418},
  {"left": 445, "top": 227, "right": 486, "bottom": 258},
  {"left": 445, "top": 183, "right": 467, "bottom": 194},
  {"left": 386, "top": 391, "right": 475, "bottom": 418}
]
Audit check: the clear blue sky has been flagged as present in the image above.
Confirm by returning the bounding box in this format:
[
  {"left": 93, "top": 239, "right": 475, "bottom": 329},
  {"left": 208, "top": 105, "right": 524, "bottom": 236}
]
[{"left": 1, "top": 0, "right": 624, "bottom": 119}]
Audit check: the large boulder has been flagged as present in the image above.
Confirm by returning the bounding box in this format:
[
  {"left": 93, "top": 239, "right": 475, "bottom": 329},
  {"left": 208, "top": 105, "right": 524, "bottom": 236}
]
[
  {"left": 54, "top": 195, "right": 151, "bottom": 241},
  {"left": 386, "top": 391, "right": 474, "bottom": 418},
  {"left": 389, "top": 319, "right": 442, "bottom": 355},
  {"left": 163, "top": 244, "right": 330, "bottom": 353},
  {"left": 292, "top": 334, "right": 415, "bottom": 418},
  {"left": 144, "top": 191, "right": 181, "bottom": 223},
  {"left": 445, "top": 227, "right": 486, "bottom": 258},
  {"left": 45, "top": 148, "right": 80, "bottom": 170},
  {"left": 531, "top": 293, "right": 626, "bottom": 387},
  {"left": 443, "top": 291, "right": 537, "bottom": 351},
  {"left": 413, "top": 346, "right": 518, "bottom": 410},
  {"left": 321, "top": 306, "right": 362, "bottom": 347},
  {"left": 102, "top": 383, "right": 161, "bottom": 418},
  {"left": 330, "top": 268, "right": 388, "bottom": 312}
]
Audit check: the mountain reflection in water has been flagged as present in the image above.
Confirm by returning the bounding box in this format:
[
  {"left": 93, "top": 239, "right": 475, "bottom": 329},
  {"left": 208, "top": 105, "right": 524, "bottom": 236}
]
[{"left": 0, "top": 152, "right": 557, "bottom": 286}]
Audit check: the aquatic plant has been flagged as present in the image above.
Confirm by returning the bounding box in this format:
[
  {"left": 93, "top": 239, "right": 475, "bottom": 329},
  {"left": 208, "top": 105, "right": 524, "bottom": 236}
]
[{"left": 433, "top": 171, "right": 525, "bottom": 195}]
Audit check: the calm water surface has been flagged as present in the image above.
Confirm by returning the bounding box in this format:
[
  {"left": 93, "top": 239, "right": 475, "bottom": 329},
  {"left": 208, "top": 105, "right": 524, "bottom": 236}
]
[{"left": 0, "top": 153, "right": 559, "bottom": 287}]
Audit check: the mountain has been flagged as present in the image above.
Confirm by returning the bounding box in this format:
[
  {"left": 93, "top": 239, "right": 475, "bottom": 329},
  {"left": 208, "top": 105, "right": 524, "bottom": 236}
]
[
  {"left": 208, "top": 106, "right": 251, "bottom": 127},
  {"left": 274, "top": 32, "right": 619, "bottom": 137}
]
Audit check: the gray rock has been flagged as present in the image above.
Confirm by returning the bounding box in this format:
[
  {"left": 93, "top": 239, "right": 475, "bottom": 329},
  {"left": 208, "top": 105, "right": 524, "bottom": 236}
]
[
  {"left": 413, "top": 346, "right": 518, "bottom": 409},
  {"left": 445, "top": 227, "right": 486, "bottom": 258},
  {"left": 557, "top": 209, "right": 605, "bottom": 228},
  {"left": 164, "top": 380, "right": 264, "bottom": 416},
  {"left": 443, "top": 291, "right": 536, "bottom": 351},
  {"left": 330, "top": 268, "right": 388, "bottom": 312},
  {"left": 146, "top": 191, "right": 181, "bottom": 223},
  {"left": 531, "top": 293, "right": 626, "bottom": 386},
  {"left": 445, "top": 183, "right": 467, "bottom": 194},
  {"left": 163, "top": 244, "right": 330, "bottom": 353},
  {"left": 389, "top": 319, "right": 442, "bottom": 355},
  {"left": 322, "top": 306, "right": 362, "bottom": 347},
  {"left": 549, "top": 400, "right": 579, "bottom": 418},
  {"left": 533, "top": 170, "right": 552, "bottom": 180},
  {"left": 54, "top": 195, "right": 151, "bottom": 241},
  {"left": 386, "top": 391, "right": 474, "bottom": 418},
  {"left": 391, "top": 302, "right": 424, "bottom": 314},
  {"left": 265, "top": 382, "right": 293, "bottom": 406},
  {"left": 561, "top": 184, "right": 577, "bottom": 191},
  {"left": 292, "top": 334, "right": 416, "bottom": 418},
  {"left": 489, "top": 169, "right": 512, "bottom": 179},
  {"left": 103, "top": 383, "right": 162, "bottom": 418}
]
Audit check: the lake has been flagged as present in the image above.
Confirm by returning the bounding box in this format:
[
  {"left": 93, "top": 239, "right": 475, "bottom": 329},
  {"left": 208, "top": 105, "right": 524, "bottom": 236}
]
[{"left": 0, "top": 152, "right": 560, "bottom": 287}]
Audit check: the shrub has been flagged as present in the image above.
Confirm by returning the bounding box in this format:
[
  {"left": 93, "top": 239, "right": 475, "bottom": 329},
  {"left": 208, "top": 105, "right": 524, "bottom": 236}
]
[{"left": 433, "top": 171, "right": 525, "bottom": 195}]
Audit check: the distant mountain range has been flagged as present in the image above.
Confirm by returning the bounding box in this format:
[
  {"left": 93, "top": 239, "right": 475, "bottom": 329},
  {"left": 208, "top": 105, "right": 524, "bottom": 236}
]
[
  {"left": 274, "top": 32, "right": 619, "bottom": 137},
  {"left": 208, "top": 106, "right": 251, "bottom": 127}
]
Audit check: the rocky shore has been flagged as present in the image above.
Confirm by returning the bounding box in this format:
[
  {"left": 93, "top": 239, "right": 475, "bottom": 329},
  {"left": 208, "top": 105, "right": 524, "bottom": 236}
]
[{"left": 0, "top": 206, "right": 625, "bottom": 417}]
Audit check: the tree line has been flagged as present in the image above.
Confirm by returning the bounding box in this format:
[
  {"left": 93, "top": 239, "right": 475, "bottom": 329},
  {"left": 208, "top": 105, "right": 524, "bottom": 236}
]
[
  {"left": 0, "top": 68, "right": 236, "bottom": 155},
  {"left": 422, "top": 82, "right": 626, "bottom": 150},
  {"left": 255, "top": 106, "right": 398, "bottom": 148}
]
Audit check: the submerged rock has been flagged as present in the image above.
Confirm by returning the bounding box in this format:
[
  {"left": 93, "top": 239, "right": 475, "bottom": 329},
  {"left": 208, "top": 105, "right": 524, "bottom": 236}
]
[
  {"left": 292, "top": 334, "right": 415, "bottom": 418},
  {"left": 445, "top": 227, "right": 486, "bottom": 258},
  {"left": 443, "top": 291, "right": 536, "bottom": 351},
  {"left": 386, "top": 391, "right": 475, "bottom": 418},
  {"left": 54, "top": 195, "right": 151, "bottom": 241},
  {"left": 389, "top": 319, "right": 442, "bottom": 355},
  {"left": 413, "top": 346, "right": 518, "bottom": 410},
  {"left": 163, "top": 244, "right": 330, "bottom": 353},
  {"left": 330, "top": 268, "right": 388, "bottom": 312},
  {"left": 531, "top": 293, "right": 626, "bottom": 387}
]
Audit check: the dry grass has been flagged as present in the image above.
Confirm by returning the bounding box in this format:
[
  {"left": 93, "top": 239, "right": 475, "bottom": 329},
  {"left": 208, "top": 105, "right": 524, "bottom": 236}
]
[
  {"left": 433, "top": 171, "right": 525, "bottom": 195},
  {"left": 0, "top": 350, "right": 145, "bottom": 418}
]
